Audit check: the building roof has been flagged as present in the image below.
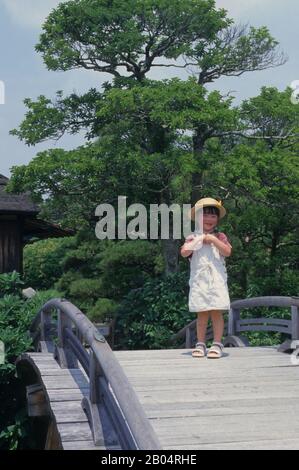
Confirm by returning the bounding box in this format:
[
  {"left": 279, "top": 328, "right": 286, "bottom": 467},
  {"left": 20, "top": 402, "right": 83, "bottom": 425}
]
[
  {"left": 0, "top": 174, "right": 75, "bottom": 240},
  {"left": 0, "top": 174, "right": 39, "bottom": 214},
  {"left": 23, "top": 217, "right": 75, "bottom": 242}
]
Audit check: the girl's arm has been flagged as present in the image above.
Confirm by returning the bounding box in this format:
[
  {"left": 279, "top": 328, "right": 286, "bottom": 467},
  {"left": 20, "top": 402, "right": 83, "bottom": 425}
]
[
  {"left": 180, "top": 235, "right": 195, "bottom": 258},
  {"left": 204, "top": 233, "right": 232, "bottom": 257}
]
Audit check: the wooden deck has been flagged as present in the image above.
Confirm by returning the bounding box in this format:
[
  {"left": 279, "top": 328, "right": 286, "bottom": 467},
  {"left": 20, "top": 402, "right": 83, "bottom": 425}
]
[
  {"left": 114, "top": 346, "right": 299, "bottom": 450},
  {"left": 18, "top": 296, "right": 299, "bottom": 450},
  {"left": 19, "top": 352, "right": 121, "bottom": 450}
]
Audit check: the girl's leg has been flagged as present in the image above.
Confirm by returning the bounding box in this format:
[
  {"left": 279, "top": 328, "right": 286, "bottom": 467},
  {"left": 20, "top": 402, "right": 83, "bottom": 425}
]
[
  {"left": 197, "top": 310, "right": 210, "bottom": 343},
  {"left": 210, "top": 310, "right": 224, "bottom": 343},
  {"left": 192, "top": 311, "right": 210, "bottom": 357}
]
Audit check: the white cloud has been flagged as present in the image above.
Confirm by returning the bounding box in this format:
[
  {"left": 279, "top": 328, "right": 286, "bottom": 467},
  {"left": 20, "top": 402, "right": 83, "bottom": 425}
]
[{"left": 2, "top": 0, "right": 64, "bottom": 29}]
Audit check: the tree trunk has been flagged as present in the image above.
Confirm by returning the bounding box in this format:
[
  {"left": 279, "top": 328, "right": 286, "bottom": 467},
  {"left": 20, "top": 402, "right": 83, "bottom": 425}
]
[
  {"left": 162, "top": 237, "right": 180, "bottom": 275},
  {"left": 160, "top": 189, "right": 181, "bottom": 276}
]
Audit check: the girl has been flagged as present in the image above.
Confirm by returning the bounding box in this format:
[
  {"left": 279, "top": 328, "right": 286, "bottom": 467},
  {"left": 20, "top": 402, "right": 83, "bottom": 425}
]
[{"left": 181, "top": 198, "right": 232, "bottom": 359}]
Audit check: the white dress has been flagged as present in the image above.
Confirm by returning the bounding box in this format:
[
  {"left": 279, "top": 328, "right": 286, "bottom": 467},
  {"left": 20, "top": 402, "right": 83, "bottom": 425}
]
[{"left": 187, "top": 232, "right": 231, "bottom": 312}]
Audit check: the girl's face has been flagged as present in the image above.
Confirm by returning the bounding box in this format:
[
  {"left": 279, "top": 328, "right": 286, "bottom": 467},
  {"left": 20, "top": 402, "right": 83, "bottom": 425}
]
[{"left": 203, "top": 212, "right": 218, "bottom": 232}]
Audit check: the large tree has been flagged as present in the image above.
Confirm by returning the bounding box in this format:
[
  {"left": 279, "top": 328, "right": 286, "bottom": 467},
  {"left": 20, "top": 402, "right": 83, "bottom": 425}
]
[{"left": 10, "top": 0, "right": 287, "bottom": 273}]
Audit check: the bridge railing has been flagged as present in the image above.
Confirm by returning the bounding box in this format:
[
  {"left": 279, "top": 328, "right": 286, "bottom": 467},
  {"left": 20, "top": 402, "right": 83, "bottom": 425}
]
[
  {"left": 171, "top": 296, "right": 299, "bottom": 351},
  {"left": 29, "top": 298, "right": 162, "bottom": 450}
]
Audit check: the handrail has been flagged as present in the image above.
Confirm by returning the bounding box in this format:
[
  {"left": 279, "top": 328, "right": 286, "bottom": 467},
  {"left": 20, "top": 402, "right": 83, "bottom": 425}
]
[
  {"left": 171, "top": 296, "right": 299, "bottom": 349},
  {"left": 229, "top": 296, "right": 299, "bottom": 309},
  {"left": 228, "top": 296, "right": 299, "bottom": 340},
  {"left": 29, "top": 298, "right": 162, "bottom": 450}
]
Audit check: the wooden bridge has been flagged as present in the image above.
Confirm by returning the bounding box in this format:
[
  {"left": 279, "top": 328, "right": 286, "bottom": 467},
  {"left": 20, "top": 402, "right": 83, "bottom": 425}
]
[{"left": 16, "top": 297, "right": 299, "bottom": 450}]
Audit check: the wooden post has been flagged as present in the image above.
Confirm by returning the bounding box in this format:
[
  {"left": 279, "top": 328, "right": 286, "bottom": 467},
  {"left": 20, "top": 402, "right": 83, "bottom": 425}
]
[
  {"left": 228, "top": 308, "right": 240, "bottom": 335},
  {"left": 57, "top": 309, "right": 78, "bottom": 368},
  {"left": 89, "top": 351, "right": 102, "bottom": 404},
  {"left": 291, "top": 306, "right": 299, "bottom": 340},
  {"left": 185, "top": 327, "right": 192, "bottom": 348},
  {"left": 45, "top": 421, "right": 62, "bottom": 450},
  {"left": 40, "top": 310, "right": 52, "bottom": 342},
  {"left": 26, "top": 384, "right": 48, "bottom": 417}
]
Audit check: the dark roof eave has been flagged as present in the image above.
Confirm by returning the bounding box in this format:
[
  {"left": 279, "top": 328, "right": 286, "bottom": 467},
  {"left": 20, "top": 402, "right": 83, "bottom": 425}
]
[
  {"left": 23, "top": 217, "right": 75, "bottom": 242},
  {"left": 0, "top": 210, "right": 39, "bottom": 216}
]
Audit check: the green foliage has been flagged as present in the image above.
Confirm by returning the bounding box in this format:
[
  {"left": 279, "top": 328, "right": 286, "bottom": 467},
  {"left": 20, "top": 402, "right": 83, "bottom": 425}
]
[
  {"left": 0, "top": 272, "right": 62, "bottom": 449},
  {"left": 24, "top": 237, "right": 76, "bottom": 289},
  {"left": 115, "top": 272, "right": 193, "bottom": 350},
  {"left": 97, "top": 240, "right": 164, "bottom": 299},
  {"left": 88, "top": 298, "right": 119, "bottom": 323},
  {"left": 68, "top": 278, "right": 104, "bottom": 308},
  {"left": 6, "top": 1, "right": 297, "bottom": 355},
  {"left": 54, "top": 238, "right": 164, "bottom": 315},
  {"left": 0, "top": 271, "right": 24, "bottom": 296},
  {"left": 0, "top": 410, "right": 34, "bottom": 451},
  {"left": 35, "top": 0, "right": 228, "bottom": 77}
]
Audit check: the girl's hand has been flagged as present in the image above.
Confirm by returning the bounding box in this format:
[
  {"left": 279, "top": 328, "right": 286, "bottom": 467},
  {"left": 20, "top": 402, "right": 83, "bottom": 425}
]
[
  {"left": 186, "top": 234, "right": 204, "bottom": 251},
  {"left": 203, "top": 234, "right": 216, "bottom": 244},
  {"left": 181, "top": 234, "right": 204, "bottom": 256}
]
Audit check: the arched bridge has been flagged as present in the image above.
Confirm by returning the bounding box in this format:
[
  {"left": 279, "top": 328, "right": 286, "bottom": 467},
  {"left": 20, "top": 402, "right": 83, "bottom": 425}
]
[{"left": 16, "top": 297, "right": 299, "bottom": 450}]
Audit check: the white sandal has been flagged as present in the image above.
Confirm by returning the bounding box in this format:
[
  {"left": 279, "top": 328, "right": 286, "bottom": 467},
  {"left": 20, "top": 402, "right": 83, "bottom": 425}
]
[
  {"left": 207, "top": 342, "right": 224, "bottom": 359},
  {"left": 192, "top": 342, "right": 207, "bottom": 358}
]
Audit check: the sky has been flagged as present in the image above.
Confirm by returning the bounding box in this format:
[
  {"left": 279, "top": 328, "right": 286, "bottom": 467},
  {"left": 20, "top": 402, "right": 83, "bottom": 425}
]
[{"left": 0, "top": 0, "right": 298, "bottom": 177}]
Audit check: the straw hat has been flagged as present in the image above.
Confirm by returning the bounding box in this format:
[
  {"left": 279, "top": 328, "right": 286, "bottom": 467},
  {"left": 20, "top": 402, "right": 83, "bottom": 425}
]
[{"left": 189, "top": 197, "right": 226, "bottom": 221}]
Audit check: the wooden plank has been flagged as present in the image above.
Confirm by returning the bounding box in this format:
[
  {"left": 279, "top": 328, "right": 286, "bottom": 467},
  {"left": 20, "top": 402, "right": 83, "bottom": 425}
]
[
  {"left": 126, "top": 372, "right": 299, "bottom": 386},
  {"left": 63, "top": 441, "right": 121, "bottom": 450},
  {"left": 57, "top": 422, "right": 94, "bottom": 442},
  {"left": 28, "top": 353, "right": 55, "bottom": 358},
  {"left": 166, "top": 438, "right": 299, "bottom": 450},
  {"left": 47, "top": 388, "right": 89, "bottom": 401},
  {"left": 51, "top": 401, "right": 87, "bottom": 411},
  {"left": 151, "top": 412, "right": 299, "bottom": 430},
  {"left": 42, "top": 376, "right": 89, "bottom": 390},
  {"left": 40, "top": 369, "right": 87, "bottom": 377},
  {"left": 54, "top": 410, "right": 88, "bottom": 424},
  {"left": 128, "top": 376, "right": 299, "bottom": 392},
  {"left": 114, "top": 346, "right": 280, "bottom": 357},
  {"left": 143, "top": 396, "right": 299, "bottom": 416},
  {"left": 129, "top": 390, "right": 299, "bottom": 405},
  {"left": 154, "top": 428, "right": 299, "bottom": 446}
]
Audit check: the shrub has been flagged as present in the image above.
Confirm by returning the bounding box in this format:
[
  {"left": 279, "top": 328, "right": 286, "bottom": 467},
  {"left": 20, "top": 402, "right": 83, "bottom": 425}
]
[
  {"left": 97, "top": 240, "right": 164, "bottom": 299},
  {"left": 115, "top": 271, "right": 193, "bottom": 350},
  {"left": 24, "top": 237, "right": 76, "bottom": 289},
  {"left": 88, "top": 298, "right": 119, "bottom": 323},
  {"left": 69, "top": 278, "right": 103, "bottom": 300},
  {"left": 0, "top": 272, "right": 62, "bottom": 449},
  {"left": 0, "top": 271, "right": 24, "bottom": 296}
]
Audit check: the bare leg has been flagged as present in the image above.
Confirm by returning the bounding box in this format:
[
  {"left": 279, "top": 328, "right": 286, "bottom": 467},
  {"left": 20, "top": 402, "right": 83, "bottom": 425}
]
[
  {"left": 197, "top": 311, "right": 210, "bottom": 343},
  {"left": 210, "top": 310, "right": 224, "bottom": 343}
]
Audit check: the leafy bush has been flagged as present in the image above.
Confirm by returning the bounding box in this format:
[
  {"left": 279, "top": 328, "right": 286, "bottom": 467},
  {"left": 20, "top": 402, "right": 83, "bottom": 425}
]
[
  {"left": 88, "top": 298, "right": 119, "bottom": 323},
  {"left": 69, "top": 278, "right": 103, "bottom": 300},
  {"left": 0, "top": 271, "right": 24, "bottom": 296},
  {"left": 54, "top": 238, "right": 164, "bottom": 319},
  {"left": 24, "top": 237, "right": 76, "bottom": 289},
  {"left": 97, "top": 240, "right": 164, "bottom": 299},
  {"left": 0, "top": 272, "right": 62, "bottom": 449},
  {"left": 115, "top": 271, "right": 193, "bottom": 350}
]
